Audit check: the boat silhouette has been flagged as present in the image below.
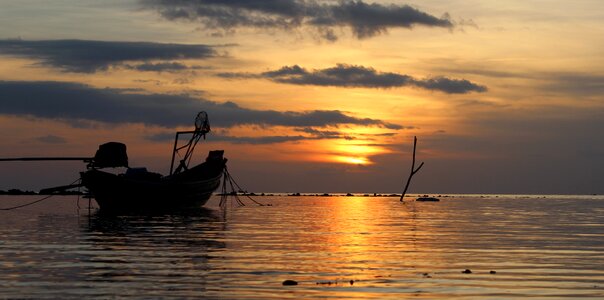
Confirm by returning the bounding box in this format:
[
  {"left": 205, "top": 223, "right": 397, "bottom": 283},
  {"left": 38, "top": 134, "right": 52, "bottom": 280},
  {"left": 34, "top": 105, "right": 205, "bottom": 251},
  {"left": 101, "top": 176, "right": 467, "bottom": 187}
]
[{"left": 1, "top": 111, "right": 226, "bottom": 212}]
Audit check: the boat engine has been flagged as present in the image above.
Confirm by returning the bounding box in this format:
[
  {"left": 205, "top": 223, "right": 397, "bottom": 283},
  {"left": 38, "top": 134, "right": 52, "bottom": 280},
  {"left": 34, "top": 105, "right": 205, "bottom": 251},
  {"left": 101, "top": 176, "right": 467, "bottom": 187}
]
[{"left": 89, "top": 142, "right": 129, "bottom": 169}]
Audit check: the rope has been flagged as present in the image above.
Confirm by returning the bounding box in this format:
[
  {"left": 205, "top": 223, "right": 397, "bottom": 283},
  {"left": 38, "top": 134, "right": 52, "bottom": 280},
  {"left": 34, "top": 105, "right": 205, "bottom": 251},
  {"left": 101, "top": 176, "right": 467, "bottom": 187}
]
[
  {"left": 1, "top": 178, "right": 81, "bottom": 211},
  {"left": 219, "top": 166, "right": 267, "bottom": 208},
  {"left": 0, "top": 194, "right": 55, "bottom": 211},
  {"left": 219, "top": 170, "right": 245, "bottom": 208}
]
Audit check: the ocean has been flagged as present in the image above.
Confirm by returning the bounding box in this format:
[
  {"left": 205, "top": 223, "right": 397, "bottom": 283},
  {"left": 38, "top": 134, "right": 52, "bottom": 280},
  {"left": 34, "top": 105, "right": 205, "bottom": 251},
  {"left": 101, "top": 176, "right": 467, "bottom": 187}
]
[{"left": 0, "top": 194, "right": 603, "bottom": 299}]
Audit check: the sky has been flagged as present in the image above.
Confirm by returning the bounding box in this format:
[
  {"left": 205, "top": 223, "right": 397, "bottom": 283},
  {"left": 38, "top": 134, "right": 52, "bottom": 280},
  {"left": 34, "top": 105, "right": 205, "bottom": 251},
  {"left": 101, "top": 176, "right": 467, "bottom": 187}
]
[{"left": 1, "top": 0, "right": 603, "bottom": 194}]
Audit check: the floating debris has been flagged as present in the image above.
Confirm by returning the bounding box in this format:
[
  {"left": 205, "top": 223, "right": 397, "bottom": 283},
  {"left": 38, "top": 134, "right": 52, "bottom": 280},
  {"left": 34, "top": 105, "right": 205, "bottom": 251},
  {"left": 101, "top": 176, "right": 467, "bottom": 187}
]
[
  {"left": 462, "top": 269, "right": 472, "bottom": 274},
  {"left": 282, "top": 280, "right": 298, "bottom": 286},
  {"left": 490, "top": 270, "right": 497, "bottom": 274}
]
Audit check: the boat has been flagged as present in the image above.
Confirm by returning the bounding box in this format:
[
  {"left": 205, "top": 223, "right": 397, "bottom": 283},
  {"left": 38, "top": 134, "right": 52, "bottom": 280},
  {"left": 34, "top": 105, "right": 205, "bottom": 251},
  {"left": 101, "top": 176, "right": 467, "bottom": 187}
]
[
  {"left": 79, "top": 111, "right": 226, "bottom": 212},
  {"left": 1, "top": 111, "right": 226, "bottom": 212}
]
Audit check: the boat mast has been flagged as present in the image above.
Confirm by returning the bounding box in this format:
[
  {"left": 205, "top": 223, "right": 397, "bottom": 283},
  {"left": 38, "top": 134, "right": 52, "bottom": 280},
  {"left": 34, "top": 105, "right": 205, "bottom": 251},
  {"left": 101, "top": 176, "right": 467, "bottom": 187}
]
[{"left": 169, "top": 111, "right": 211, "bottom": 176}]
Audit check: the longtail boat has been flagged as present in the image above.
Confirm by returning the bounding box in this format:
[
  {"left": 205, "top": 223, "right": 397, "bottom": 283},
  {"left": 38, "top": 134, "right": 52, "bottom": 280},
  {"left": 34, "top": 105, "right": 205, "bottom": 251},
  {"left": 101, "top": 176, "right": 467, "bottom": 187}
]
[{"left": 2, "top": 111, "right": 226, "bottom": 212}]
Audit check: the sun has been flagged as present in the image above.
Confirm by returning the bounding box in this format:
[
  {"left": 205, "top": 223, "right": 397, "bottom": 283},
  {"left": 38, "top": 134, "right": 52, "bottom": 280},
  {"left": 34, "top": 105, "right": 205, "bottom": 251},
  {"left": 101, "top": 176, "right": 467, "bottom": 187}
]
[
  {"left": 335, "top": 156, "right": 370, "bottom": 165},
  {"left": 329, "top": 143, "right": 390, "bottom": 165},
  {"left": 290, "top": 126, "right": 396, "bottom": 165}
]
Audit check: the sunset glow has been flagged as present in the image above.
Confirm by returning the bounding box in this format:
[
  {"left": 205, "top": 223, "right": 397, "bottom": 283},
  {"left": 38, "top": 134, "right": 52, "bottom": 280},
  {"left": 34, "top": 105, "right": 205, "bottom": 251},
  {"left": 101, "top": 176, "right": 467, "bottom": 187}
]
[
  {"left": 334, "top": 156, "right": 371, "bottom": 165},
  {"left": 1, "top": 1, "right": 603, "bottom": 194},
  {"left": 2, "top": 3, "right": 604, "bottom": 299}
]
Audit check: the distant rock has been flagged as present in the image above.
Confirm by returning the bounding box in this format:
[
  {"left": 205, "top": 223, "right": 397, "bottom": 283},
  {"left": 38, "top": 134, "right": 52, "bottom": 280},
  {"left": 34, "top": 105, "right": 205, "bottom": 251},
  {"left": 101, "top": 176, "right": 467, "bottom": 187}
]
[
  {"left": 417, "top": 197, "right": 440, "bottom": 202},
  {"left": 0, "top": 189, "right": 37, "bottom": 195}
]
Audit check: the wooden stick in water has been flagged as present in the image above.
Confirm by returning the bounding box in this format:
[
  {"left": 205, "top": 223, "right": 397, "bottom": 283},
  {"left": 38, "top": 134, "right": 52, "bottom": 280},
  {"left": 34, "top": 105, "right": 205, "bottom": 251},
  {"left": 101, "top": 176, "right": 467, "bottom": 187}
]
[{"left": 400, "top": 136, "right": 424, "bottom": 201}]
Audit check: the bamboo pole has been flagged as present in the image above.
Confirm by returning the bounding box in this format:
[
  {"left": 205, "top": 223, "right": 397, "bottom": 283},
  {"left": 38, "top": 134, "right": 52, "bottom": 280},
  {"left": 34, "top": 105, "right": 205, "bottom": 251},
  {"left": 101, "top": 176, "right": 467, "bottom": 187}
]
[
  {"left": 0, "top": 157, "right": 91, "bottom": 162},
  {"left": 400, "top": 136, "right": 424, "bottom": 201}
]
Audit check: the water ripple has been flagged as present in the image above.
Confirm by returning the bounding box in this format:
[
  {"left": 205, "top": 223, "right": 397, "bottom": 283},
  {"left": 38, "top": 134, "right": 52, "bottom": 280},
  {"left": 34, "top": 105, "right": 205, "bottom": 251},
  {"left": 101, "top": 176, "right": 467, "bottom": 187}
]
[{"left": 0, "top": 195, "right": 603, "bottom": 298}]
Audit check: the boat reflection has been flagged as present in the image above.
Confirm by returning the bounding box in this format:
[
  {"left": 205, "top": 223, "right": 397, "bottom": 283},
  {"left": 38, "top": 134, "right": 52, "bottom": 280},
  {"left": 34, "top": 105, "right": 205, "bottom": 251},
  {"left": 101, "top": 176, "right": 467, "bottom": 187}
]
[
  {"left": 77, "top": 205, "right": 227, "bottom": 296},
  {"left": 83, "top": 206, "right": 226, "bottom": 247}
]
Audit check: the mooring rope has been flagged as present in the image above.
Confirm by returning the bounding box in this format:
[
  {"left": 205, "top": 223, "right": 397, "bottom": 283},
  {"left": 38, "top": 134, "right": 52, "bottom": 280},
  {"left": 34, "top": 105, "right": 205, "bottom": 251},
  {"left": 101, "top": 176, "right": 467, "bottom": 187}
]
[
  {"left": 0, "top": 194, "right": 56, "bottom": 211},
  {"left": 0, "top": 178, "right": 81, "bottom": 211},
  {"left": 219, "top": 166, "right": 266, "bottom": 208}
]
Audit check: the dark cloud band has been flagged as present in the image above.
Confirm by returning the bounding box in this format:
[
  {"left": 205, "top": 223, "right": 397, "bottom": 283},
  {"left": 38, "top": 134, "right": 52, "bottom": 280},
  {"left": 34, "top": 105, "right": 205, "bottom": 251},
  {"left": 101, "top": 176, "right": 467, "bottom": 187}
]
[
  {"left": 0, "top": 80, "right": 402, "bottom": 130},
  {"left": 219, "top": 64, "right": 487, "bottom": 94},
  {"left": 0, "top": 39, "right": 216, "bottom": 73},
  {"left": 123, "top": 62, "right": 208, "bottom": 73},
  {"left": 141, "top": 0, "right": 453, "bottom": 40}
]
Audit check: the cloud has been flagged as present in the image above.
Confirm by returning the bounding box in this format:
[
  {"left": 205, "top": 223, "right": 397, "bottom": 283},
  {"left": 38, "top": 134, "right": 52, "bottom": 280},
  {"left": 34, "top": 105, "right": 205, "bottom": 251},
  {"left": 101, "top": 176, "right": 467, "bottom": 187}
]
[
  {"left": 124, "top": 61, "right": 208, "bottom": 73},
  {"left": 219, "top": 64, "right": 487, "bottom": 94},
  {"left": 146, "top": 131, "right": 310, "bottom": 144},
  {"left": 541, "top": 73, "right": 604, "bottom": 97},
  {"left": 212, "top": 134, "right": 309, "bottom": 144},
  {"left": 147, "top": 127, "right": 406, "bottom": 145},
  {"left": 438, "top": 62, "right": 604, "bottom": 98},
  {"left": 141, "top": 0, "right": 453, "bottom": 40},
  {"left": 146, "top": 131, "right": 309, "bottom": 144},
  {"left": 413, "top": 76, "right": 487, "bottom": 94},
  {"left": 0, "top": 80, "right": 402, "bottom": 129},
  {"left": 200, "top": 128, "right": 404, "bottom": 145},
  {"left": 294, "top": 127, "right": 353, "bottom": 140},
  {"left": 0, "top": 39, "right": 216, "bottom": 73}
]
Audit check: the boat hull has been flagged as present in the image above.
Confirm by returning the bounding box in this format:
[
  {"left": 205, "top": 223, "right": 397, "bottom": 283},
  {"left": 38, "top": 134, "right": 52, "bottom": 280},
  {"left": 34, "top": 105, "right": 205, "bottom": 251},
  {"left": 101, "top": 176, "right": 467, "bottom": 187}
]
[{"left": 81, "top": 156, "right": 225, "bottom": 213}]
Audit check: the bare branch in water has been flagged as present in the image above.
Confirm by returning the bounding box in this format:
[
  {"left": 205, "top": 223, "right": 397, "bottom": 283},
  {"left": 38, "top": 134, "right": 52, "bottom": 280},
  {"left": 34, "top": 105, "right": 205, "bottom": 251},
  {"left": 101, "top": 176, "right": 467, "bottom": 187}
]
[{"left": 400, "top": 136, "right": 424, "bottom": 201}]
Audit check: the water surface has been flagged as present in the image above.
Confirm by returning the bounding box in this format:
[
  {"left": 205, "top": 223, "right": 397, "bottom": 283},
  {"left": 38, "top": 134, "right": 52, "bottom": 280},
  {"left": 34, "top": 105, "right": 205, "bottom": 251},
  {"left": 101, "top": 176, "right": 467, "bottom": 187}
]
[{"left": 1, "top": 194, "right": 603, "bottom": 299}]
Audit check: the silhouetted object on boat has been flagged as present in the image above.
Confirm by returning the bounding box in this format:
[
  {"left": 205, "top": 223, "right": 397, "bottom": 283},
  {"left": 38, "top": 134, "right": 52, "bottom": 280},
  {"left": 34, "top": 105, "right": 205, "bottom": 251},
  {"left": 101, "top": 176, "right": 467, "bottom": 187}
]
[
  {"left": 90, "top": 142, "right": 128, "bottom": 169},
  {"left": 400, "top": 136, "right": 424, "bottom": 201},
  {"left": 30, "top": 142, "right": 131, "bottom": 194}
]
